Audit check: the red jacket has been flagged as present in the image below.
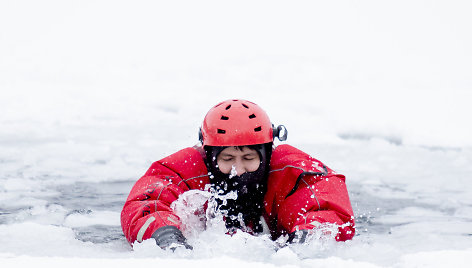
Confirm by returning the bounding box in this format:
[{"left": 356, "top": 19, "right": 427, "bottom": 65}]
[{"left": 121, "top": 144, "right": 355, "bottom": 244}]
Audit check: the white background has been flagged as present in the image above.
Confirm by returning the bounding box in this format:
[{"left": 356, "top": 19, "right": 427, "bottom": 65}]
[{"left": 1, "top": 1, "right": 471, "bottom": 267}]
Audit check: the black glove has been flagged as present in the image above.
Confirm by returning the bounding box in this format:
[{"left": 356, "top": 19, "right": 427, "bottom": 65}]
[
  {"left": 151, "top": 226, "right": 193, "bottom": 251},
  {"left": 287, "top": 229, "right": 309, "bottom": 244}
]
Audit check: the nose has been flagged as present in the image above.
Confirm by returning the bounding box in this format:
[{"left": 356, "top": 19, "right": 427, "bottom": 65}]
[{"left": 234, "top": 160, "right": 247, "bottom": 176}]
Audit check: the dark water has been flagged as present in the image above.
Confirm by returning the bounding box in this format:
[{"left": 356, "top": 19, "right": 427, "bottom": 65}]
[
  {"left": 349, "top": 183, "right": 414, "bottom": 236},
  {"left": 0, "top": 177, "right": 430, "bottom": 245},
  {"left": 36, "top": 180, "right": 421, "bottom": 244},
  {"left": 51, "top": 180, "right": 135, "bottom": 244}
]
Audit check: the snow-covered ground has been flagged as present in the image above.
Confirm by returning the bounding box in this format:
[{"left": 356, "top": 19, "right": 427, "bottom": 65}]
[{"left": 1, "top": 1, "right": 471, "bottom": 267}]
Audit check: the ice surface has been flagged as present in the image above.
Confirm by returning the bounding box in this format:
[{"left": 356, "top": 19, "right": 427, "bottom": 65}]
[{"left": 1, "top": 0, "right": 472, "bottom": 267}]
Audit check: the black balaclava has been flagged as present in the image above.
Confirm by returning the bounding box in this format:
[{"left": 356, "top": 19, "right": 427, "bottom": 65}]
[{"left": 205, "top": 143, "right": 273, "bottom": 233}]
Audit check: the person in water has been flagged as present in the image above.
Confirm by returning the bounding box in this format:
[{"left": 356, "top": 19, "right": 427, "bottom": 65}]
[{"left": 121, "top": 99, "right": 355, "bottom": 250}]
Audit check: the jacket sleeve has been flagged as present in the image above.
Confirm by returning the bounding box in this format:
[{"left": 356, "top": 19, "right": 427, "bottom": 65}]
[
  {"left": 265, "top": 145, "right": 355, "bottom": 241},
  {"left": 120, "top": 147, "right": 209, "bottom": 245}
]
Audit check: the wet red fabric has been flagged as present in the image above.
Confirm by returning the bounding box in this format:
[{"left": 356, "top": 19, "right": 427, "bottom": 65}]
[{"left": 121, "top": 144, "right": 355, "bottom": 245}]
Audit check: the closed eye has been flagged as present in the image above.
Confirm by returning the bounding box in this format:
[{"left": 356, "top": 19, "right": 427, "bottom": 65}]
[{"left": 243, "top": 153, "right": 258, "bottom": 160}]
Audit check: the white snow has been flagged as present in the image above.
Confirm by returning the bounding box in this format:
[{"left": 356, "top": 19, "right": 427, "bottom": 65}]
[{"left": 1, "top": 0, "right": 472, "bottom": 267}]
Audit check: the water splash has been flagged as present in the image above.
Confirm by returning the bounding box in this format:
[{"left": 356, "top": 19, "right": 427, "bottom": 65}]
[{"left": 229, "top": 165, "right": 238, "bottom": 179}]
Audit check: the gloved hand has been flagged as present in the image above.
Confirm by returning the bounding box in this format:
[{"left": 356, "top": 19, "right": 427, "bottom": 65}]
[
  {"left": 287, "top": 229, "right": 309, "bottom": 244},
  {"left": 151, "top": 226, "right": 193, "bottom": 251}
]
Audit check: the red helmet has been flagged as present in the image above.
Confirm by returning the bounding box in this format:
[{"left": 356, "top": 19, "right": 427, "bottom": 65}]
[{"left": 200, "top": 99, "right": 274, "bottom": 146}]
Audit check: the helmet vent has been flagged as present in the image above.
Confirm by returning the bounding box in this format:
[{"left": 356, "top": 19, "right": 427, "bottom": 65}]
[
  {"left": 221, "top": 115, "right": 229, "bottom": 120},
  {"left": 217, "top": 129, "right": 226, "bottom": 134},
  {"left": 225, "top": 105, "right": 232, "bottom": 110},
  {"left": 248, "top": 114, "right": 256, "bottom": 119},
  {"left": 242, "top": 103, "right": 249, "bottom": 109},
  {"left": 254, "top": 126, "right": 262, "bottom": 132}
]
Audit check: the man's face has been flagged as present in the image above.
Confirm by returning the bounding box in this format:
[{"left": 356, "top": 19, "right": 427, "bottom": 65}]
[{"left": 216, "top": 146, "right": 260, "bottom": 176}]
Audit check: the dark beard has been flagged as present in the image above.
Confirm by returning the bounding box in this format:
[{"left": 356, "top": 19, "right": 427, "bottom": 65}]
[
  {"left": 205, "top": 143, "right": 272, "bottom": 233},
  {"left": 211, "top": 171, "right": 267, "bottom": 233}
]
